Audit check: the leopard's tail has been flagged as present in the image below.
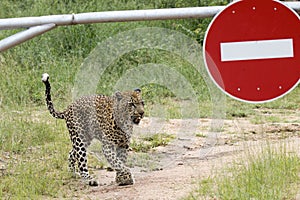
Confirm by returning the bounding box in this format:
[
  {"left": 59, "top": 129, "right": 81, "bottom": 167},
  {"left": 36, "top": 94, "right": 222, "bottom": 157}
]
[{"left": 41, "top": 73, "right": 65, "bottom": 119}]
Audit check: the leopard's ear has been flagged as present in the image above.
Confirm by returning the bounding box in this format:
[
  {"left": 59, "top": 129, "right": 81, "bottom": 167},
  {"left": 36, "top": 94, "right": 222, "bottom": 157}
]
[
  {"left": 114, "top": 91, "right": 123, "bottom": 101},
  {"left": 134, "top": 88, "right": 141, "bottom": 93}
]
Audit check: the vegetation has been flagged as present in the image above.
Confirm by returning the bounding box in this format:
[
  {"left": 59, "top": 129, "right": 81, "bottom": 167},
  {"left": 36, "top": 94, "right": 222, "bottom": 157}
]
[
  {"left": 0, "top": 0, "right": 229, "bottom": 109},
  {"left": 131, "top": 133, "right": 176, "bottom": 152},
  {"left": 186, "top": 145, "right": 300, "bottom": 200},
  {"left": 0, "top": 0, "right": 299, "bottom": 199}
]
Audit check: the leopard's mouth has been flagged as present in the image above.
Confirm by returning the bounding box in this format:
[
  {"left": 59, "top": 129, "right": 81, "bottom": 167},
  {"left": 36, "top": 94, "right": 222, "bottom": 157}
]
[{"left": 131, "top": 114, "right": 143, "bottom": 125}]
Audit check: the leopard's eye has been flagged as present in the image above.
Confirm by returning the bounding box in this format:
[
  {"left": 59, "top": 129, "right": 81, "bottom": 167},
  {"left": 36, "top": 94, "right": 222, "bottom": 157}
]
[{"left": 128, "top": 102, "right": 136, "bottom": 107}]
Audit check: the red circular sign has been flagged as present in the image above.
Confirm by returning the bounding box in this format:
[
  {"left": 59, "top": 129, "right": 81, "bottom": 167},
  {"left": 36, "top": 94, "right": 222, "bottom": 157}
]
[{"left": 204, "top": 0, "right": 300, "bottom": 103}]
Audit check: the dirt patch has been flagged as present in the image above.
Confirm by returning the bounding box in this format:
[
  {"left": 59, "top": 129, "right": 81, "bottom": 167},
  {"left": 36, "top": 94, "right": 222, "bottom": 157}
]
[{"left": 76, "top": 111, "right": 300, "bottom": 200}]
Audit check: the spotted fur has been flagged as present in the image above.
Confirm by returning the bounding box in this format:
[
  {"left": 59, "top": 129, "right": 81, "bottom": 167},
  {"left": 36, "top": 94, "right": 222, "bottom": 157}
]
[{"left": 42, "top": 73, "right": 144, "bottom": 186}]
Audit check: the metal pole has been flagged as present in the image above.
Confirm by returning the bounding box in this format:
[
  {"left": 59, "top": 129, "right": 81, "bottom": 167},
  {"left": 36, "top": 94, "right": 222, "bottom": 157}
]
[
  {"left": 0, "top": 3, "right": 299, "bottom": 30},
  {"left": 73, "top": 6, "right": 224, "bottom": 24},
  {"left": 0, "top": 24, "right": 56, "bottom": 52},
  {"left": 0, "top": 6, "right": 223, "bottom": 30},
  {"left": 0, "top": 15, "right": 72, "bottom": 30}
]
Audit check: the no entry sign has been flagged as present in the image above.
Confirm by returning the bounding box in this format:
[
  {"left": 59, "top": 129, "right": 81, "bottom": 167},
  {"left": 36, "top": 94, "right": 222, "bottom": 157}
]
[{"left": 204, "top": 0, "right": 300, "bottom": 103}]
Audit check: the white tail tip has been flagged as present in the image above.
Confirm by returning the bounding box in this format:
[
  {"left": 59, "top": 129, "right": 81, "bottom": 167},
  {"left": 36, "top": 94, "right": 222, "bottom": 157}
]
[{"left": 42, "top": 73, "right": 49, "bottom": 82}]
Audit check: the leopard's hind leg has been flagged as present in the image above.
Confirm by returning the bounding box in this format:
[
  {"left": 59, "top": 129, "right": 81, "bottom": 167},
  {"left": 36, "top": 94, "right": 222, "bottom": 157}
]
[
  {"left": 67, "top": 122, "right": 98, "bottom": 186},
  {"left": 68, "top": 149, "right": 76, "bottom": 176},
  {"left": 73, "top": 136, "right": 98, "bottom": 186}
]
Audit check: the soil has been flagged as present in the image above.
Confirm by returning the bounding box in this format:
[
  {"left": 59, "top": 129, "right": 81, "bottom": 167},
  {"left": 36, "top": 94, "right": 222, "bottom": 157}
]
[{"left": 75, "top": 109, "right": 300, "bottom": 200}]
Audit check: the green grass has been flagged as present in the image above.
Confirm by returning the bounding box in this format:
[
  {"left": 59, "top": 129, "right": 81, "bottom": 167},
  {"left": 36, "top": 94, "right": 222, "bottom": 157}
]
[
  {"left": 131, "top": 133, "right": 176, "bottom": 152},
  {"left": 0, "top": 107, "right": 106, "bottom": 199},
  {"left": 0, "top": 0, "right": 300, "bottom": 198},
  {"left": 1, "top": 149, "right": 67, "bottom": 199},
  {"left": 195, "top": 133, "right": 207, "bottom": 138},
  {"left": 250, "top": 115, "right": 283, "bottom": 125},
  {"left": 0, "top": 107, "right": 72, "bottom": 199},
  {"left": 186, "top": 145, "right": 300, "bottom": 200},
  {"left": 0, "top": 0, "right": 230, "bottom": 113}
]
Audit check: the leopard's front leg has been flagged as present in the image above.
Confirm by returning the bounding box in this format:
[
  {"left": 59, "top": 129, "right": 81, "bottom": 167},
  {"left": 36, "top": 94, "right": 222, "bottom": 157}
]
[{"left": 102, "top": 141, "right": 134, "bottom": 186}]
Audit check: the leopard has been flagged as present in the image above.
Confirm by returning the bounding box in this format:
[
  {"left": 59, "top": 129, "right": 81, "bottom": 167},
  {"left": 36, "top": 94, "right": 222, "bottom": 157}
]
[{"left": 41, "top": 73, "right": 144, "bottom": 186}]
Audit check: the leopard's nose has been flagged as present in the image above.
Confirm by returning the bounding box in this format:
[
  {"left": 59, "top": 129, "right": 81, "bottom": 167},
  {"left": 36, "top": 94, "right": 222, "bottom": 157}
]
[{"left": 139, "top": 111, "right": 144, "bottom": 117}]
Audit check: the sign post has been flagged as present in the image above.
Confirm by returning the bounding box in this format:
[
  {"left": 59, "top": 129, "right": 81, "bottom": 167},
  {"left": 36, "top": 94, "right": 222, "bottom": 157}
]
[{"left": 204, "top": 0, "right": 300, "bottom": 103}]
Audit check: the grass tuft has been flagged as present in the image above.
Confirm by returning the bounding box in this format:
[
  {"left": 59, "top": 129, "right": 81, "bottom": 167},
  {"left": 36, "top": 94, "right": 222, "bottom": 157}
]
[
  {"left": 131, "top": 133, "right": 176, "bottom": 152},
  {"left": 186, "top": 145, "right": 300, "bottom": 200}
]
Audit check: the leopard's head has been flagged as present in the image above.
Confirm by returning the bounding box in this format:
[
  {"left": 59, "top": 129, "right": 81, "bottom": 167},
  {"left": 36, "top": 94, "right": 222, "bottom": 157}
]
[
  {"left": 128, "top": 88, "right": 144, "bottom": 125},
  {"left": 114, "top": 89, "right": 144, "bottom": 125}
]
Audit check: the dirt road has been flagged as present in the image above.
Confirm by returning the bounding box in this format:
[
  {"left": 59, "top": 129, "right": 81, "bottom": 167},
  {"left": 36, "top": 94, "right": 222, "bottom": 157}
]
[{"left": 76, "top": 115, "right": 300, "bottom": 200}]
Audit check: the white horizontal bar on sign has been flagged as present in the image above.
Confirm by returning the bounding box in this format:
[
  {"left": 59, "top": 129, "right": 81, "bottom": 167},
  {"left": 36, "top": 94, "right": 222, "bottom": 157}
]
[{"left": 220, "top": 39, "right": 294, "bottom": 62}]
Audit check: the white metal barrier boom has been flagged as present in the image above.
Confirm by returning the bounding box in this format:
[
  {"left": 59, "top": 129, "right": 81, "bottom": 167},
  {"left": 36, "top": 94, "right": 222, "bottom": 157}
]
[{"left": 0, "top": 2, "right": 299, "bottom": 52}]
